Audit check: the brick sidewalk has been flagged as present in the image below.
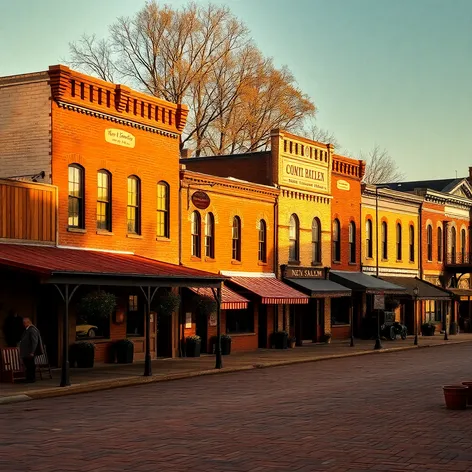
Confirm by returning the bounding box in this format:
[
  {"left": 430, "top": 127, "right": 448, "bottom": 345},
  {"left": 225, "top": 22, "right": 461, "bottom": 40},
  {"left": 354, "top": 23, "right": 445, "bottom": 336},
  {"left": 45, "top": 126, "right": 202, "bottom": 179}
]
[{"left": 1, "top": 333, "right": 472, "bottom": 403}]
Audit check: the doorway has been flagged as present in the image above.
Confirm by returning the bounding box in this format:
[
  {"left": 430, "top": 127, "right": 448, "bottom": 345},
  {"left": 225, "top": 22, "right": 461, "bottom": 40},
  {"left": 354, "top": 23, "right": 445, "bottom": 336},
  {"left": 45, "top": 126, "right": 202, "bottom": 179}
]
[{"left": 258, "top": 305, "right": 267, "bottom": 348}]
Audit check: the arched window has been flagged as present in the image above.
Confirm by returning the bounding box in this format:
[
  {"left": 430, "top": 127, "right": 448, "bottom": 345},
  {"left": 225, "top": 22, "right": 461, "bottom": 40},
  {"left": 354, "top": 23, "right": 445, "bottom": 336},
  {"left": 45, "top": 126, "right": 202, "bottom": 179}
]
[
  {"left": 349, "top": 221, "right": 356, "bottom": 263},
  {"left": 205, "top": 212, "right": 215, "bottom": 258},
  {"left": 437, "top": 226, "right": 443, "bottom": 262},
  {"left": 461, "top": 228, "right": 467, "bottom": 262},
  {"left": 191, "top": 211, "right": 201, "bottom": 257},
  {"left": 312, "top": 218, "right": 321, "bottom": 264},
  {"left": 396, "top": 223, "right": 402, "bottom": 260},
  {"left": 366, "top": 219, "right": 373, "bottom": 258},
  {"left": 127, "top": 176, "right": 141, "bottom": 234},
  {"left": 451, "top": 226, "right": 457, "bottom": 263},
  {"left": 289, "top": 214, "right": 300, "bottom": 262},
  {"left": 333, "top": 219, "right": 341, "bottom": 262},
  {"left": 156, "top": 181, "right": 170, "bottom": 238},
  {"left": 427, "top": 225, "right": 433, "bottom": 261},
  {"left": 97, "top": 169, "right": 111, "bottom": 231},
  {"left": 68, "top": 164, "right": 85, "bottom": 228},
  {"left": 409, "top": 224, "right": 415, "bottom": 262},
  {"left": 232, "top": 216, "right": 241, "bottom": 261},
  {"left": 258, "top": 219, "right": 267, "bottom": 263},
  {"left": 381, "top": 221, "right": 388, "bottom": 260}
]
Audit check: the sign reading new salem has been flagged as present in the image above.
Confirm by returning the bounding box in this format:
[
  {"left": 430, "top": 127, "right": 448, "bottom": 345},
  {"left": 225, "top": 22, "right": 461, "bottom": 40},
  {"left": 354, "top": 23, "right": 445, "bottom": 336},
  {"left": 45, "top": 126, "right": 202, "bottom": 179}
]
[{"left": 281, "top": 156, "right": 328, "bottom": 192}]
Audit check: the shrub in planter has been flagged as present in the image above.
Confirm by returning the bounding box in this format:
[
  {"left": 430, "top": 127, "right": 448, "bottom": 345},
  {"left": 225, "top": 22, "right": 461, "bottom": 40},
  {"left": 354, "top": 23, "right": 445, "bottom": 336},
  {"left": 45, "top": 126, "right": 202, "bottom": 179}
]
[
  {"left": 186, "top": 335, "right": 201, "bottom": 357},
  {"left": 211, "top": 334, "right": 232, "bottom": 355},
  {"left": 321, "top": 333, "right": 332, "bottom": 344},
  {"left": 272, "top": 331, "right": 288, "bottom": 349},
  {"left": 70, "top": 341, "right": 95, "bottom": 368},
  {"left": 115, "top": 339, "right": 134, "bottom": 364},
  {"left": 421, "top": 323, "right": 436, "bottom": 336}
]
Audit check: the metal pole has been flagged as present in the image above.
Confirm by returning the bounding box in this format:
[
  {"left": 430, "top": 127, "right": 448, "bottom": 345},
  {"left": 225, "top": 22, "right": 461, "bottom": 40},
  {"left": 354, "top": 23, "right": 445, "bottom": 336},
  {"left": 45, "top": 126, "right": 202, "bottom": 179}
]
[
  {"left": 376, "top": 187, "right": 379, "bottom": 278},
  {"left": 144, "top": 286, "right": 152, "bottom": 376},
  {"left": 60, "top": 284, "right": 71, "bottom": 387},
  {"left": 350, "top": 299, "right": 355, "bottom": 347},
  {"left": 215, "top": 284, "right": 223, "bottom": 369},
  {"left": 444, "top": 300, "right": 449, "bottom": 341},
  {"left": 414, "top": 295, "right": 418, "bottom": 345},
  {"left": 374, "top": 307, "right": 382, "bottom": 350}
]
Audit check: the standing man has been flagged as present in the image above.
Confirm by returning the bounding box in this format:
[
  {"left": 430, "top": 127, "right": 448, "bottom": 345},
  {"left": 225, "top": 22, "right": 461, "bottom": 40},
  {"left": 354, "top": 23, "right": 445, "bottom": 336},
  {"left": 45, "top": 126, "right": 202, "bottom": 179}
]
[{"left": 19, "top": 317, "right": 42, "bottom": 383}]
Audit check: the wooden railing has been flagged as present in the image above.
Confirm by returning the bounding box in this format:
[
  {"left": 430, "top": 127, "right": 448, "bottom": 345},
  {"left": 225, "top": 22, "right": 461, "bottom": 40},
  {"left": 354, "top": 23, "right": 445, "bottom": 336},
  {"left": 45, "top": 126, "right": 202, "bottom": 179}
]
[{"left": 0, "top": 179, "right": 57, "bottom": 244}]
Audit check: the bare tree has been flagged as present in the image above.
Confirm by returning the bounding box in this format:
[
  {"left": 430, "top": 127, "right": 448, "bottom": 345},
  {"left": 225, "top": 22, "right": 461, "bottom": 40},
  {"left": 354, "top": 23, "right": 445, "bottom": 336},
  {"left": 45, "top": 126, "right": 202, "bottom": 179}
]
[
  {"left": 300, "top": 119, "right": 340, "bottom": 148},
  {"left": 68, "top": 1, "right": 315, "bottom": 156},
  {"left": 362, "top": 145, "right": 405, "bottom": 184}
]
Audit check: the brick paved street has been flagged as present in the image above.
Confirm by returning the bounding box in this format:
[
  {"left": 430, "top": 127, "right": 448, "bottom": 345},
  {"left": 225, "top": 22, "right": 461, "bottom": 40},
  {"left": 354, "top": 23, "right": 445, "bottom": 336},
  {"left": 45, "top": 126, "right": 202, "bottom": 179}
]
[{"left": 1, "top": 344, "right": 471, "bottom": 472}]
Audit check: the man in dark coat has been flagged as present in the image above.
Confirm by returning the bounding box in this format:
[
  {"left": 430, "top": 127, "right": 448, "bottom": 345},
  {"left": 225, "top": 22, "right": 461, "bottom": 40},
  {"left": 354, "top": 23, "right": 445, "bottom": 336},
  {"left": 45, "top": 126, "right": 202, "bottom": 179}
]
[{"left": 19, "top": 317, "right": 42, "bottom": 383}]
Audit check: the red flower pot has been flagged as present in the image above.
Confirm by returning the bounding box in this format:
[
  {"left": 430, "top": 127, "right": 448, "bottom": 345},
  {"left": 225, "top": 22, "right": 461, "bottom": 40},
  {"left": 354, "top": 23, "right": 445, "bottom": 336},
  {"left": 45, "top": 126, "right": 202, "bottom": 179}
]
[
  {"left": 443, "top": 385, "right": 468, "bottom": 410},
  {"left": 461, "top": 382, "right": 472, "bottom": 406}
]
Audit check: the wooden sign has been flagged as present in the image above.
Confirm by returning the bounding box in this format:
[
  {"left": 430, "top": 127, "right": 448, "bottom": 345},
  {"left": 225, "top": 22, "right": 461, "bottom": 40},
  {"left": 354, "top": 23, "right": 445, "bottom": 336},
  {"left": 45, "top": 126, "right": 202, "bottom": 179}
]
[
  {"left": 283, "top": 266, "right": 324, "bottom": 279},
  {"left": 337, "top": 179, "right": 350, "bottom": 191},
  {"left": 105, "top": 128, "right": 136, "bottom": 148},
  {"left": 191, "top": 191, "right": 211, "bottom": 209}
]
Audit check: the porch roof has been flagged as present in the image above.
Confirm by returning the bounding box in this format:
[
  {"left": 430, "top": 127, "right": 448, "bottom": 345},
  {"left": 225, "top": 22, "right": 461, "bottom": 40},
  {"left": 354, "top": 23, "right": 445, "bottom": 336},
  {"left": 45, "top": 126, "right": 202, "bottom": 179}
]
[
  {"left": 380, "top": 277, "right": 451, "bottom": 300},
  {"left": 329, "top": 271, "right": 406, "bottom": 294},
  {"left": 0, "top": 243, "right": 225, "bottom": 287},
  {"left": 188, "top": 286, "right": 249, "bottom": 310},
  {"left": 284, "top": 278, "right": 352, "bottom": 298}
]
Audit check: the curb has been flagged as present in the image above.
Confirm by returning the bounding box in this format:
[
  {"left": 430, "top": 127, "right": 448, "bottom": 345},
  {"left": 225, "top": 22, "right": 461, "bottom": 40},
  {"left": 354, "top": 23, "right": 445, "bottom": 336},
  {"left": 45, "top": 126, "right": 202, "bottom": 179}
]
[{"left": 2, "top": 339, "right": 471, "bottom": 405}]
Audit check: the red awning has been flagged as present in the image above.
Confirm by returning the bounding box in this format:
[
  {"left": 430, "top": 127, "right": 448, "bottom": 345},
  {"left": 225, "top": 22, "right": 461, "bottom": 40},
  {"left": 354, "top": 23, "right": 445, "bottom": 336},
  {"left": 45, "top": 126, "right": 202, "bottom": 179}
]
[
  {"left": 188, "top": 286, "right": 249, "bottom": 310},
  {"left": 0, "top": 243, "right": 224, "bottom": 284},
  {"left": 228, "top": 275, "right": 309, "bottom": 305}
]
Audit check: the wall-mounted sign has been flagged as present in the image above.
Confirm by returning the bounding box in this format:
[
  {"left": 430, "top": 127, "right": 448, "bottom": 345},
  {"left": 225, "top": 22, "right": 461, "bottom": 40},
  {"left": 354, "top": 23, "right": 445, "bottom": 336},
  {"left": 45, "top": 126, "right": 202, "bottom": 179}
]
[
  {"left": 373, "top": 293, "right": 385, "bottom": 310},
  {"left": 283, "top": 266, "right": 325, "bottom": 279},
  {"left": 280, "top": 156, "right": 328, "bottom": 193},
  {"left": 105, "top": 128, "right": 136, "bottom": 148},
  {"left": 191, "top": 191, "right": 211, "bottom": 209},
  {"left": 209, "top": 313, "right": 217, "bottom": 327},
  {"left": 337, "top": 179, "right": 350, "bottom": 191}
]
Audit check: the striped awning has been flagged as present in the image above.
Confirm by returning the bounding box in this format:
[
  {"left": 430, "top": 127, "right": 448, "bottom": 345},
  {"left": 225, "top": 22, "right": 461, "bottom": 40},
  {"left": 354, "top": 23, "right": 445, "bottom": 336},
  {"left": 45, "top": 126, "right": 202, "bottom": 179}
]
[
  {"left": 188, "top": 286, "right": 249, "bottom": 310},
  {"left": 226, "top": 275, "right": 309, "bottom": 305}
]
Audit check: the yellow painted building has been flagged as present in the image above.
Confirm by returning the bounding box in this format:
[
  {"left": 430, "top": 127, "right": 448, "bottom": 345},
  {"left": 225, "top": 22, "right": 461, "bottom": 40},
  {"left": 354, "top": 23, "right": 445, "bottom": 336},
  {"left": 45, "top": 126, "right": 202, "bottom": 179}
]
[{"left": 361, "top": 185, "right": 422, "bottom": 277}]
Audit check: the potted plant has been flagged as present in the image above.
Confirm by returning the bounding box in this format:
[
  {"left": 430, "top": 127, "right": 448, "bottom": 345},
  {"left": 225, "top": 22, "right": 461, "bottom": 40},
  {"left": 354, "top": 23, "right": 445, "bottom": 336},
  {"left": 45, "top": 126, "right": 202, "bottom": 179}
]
[
  {"left": 79, "top": 290, "right": 117, "bottom": 320},
  {"left": 272, "top": 331, "right": 288, "bottom": 349},
  {"left": 114, "top": 339, "right": 134, "bottom": 364},
  {"left": 421, "top": 322, "right": 436, "bottom": 336},
  {"left": 321, "top": 333, "right": 332, "bottom": 344},
  {"left": 288, "top": 335, "right": 296, "bottom": 349},
  {"left": 70, "top": 341, "right": 95, "bottom": 368},
  {"left": 197, "top": 296, "right": 217, "bottom": 316},
  {"left": 158, "top": 292, "right": 181, "bottom": 316},
  {"left": 443, "top": 385, "right": 468, "bottom": 410},
  {"left": 211, "top": 334, "right": 232, "bottom": 355},
  {"left": 186, "top": 335, "right": 201, "bottom": 357}
]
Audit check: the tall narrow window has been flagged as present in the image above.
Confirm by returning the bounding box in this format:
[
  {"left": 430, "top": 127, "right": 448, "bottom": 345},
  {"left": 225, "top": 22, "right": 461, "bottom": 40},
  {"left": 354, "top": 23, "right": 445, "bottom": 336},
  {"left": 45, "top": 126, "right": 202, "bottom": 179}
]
[
  {"left": 461, "top": 228, "right": 467, "bottom": 262},
  {"left": 205, "top": 212, "right": 215, "bottom": 258},
  {"left": 366, "top": 219, "right": 373, "bottom": 258},
  {"left": 191, "top": 211, "right": 201, "bottom": 257},
  {"left": 68, "top": 164, "right": 84, "bottom": 228},
  {"left": 312, "top": 218, "right": 321, "bottom": 264},
  {"left": 289, "top": 214, "right": 300, "bottom": 262},
  {"left": 349, "top": 221, "right": 356, "bottom": 263},
  {"left": 232, "top": 216, "right": 241, "bottom": 261},
  {"left": 156, "top": 181, "right": 170, "bottom": 238},
  {"left": 409, "top": 225, "right": 415, "bottom": 262},
  {"left": 427, "top": 225, "right": 433, "bottom": 261},
  {"left": 437, "top": 226, "right": 443, "bottom": 262},
  {"left": 333, "top": 219, "right": 341, "bottom": 262},
  {"left": 97, "top": 169, "right": 111, "bottom": 231},
  {"left": 396, "top": 223, "right": 402, "bottom": 260},
  {"left": 381, "top": 221, "right": 388, "bottom": 260},
  {"left": 451, "top": 226, "right": 457, "bottom": 263},
  {"left": 127, "top": 176, "right": 141, "bottom": 234},
  {"left": 258, "top": 219, "right": 267, "bottom": 263}
]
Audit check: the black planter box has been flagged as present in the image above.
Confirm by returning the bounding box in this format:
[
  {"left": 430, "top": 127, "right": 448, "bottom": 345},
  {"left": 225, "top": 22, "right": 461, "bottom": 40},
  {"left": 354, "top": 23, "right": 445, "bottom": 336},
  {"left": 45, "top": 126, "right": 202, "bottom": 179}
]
[
  {"left": 70, "top": 343, "right": 95, "bottom": 368},
  {"left": 421, "top": 325, "right": 436, "bottom": 336},
  {"left": 186, "top": 341, "right": 201, "bottom": 357},
  {"left": 273, "top": 332, "right": 288, "bottom": 349},
  {"left": 211, "top": 336, "right": 232, "bottom": 355},
  {"left": 116, "top": 341, "right": 134, "bottom": 364}
]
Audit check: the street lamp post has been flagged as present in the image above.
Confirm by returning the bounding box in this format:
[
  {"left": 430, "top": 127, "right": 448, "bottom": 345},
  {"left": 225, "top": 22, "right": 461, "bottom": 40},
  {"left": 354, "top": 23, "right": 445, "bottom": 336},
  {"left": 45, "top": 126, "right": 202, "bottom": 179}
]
[{"left": 413, "top": 286, "right": 419, "bottom": 345}]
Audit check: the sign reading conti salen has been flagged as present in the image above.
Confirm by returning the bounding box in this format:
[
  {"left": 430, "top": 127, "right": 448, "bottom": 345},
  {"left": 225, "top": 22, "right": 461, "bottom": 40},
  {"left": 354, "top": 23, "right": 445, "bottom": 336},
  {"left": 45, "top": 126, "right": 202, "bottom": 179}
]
[
  {"left": 105, "top": 128, "right": 136, "bottom": 148},
  {"left": 280, "top": 157, "right": 328, "bottom": 192}
]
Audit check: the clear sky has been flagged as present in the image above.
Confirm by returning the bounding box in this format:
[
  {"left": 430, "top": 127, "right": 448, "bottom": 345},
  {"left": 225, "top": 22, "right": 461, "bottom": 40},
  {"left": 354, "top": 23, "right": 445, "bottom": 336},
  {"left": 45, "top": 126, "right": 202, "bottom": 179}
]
[{"left": 1, "top": 0, "right": 470, "bottom": 180}]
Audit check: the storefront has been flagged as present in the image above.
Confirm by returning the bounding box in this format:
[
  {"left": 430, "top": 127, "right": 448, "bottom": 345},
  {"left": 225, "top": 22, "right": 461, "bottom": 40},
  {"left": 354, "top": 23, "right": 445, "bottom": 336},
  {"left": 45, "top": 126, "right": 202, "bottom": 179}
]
[{"left": 282, "top": 266, "right": 352, "bottom": 342}]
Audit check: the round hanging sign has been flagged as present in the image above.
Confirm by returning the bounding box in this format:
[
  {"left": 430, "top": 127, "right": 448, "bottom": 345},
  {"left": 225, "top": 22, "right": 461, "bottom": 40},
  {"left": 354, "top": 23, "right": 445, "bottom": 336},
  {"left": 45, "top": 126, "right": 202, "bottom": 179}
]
[{"left": 191, "top": 191, "right": 211, "bottom": 209}]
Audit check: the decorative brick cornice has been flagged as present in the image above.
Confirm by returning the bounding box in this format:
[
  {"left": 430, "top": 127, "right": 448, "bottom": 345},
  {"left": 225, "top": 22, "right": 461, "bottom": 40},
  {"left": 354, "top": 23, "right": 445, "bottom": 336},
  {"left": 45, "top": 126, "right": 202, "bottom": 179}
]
[
  {"left": 48, "top": 64, "right": 188, "bottom": 136},
  {"left": 332, "top": 154, "right": 365, "bottom": 181}
]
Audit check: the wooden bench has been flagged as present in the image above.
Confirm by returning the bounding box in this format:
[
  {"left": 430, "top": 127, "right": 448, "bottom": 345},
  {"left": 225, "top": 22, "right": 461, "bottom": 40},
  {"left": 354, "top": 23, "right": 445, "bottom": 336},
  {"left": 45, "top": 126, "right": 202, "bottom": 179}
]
[
  {"left": 35, "top": 345, "right": 52, "bottom": 380},
  {"left": 0, "top": 347, "right": 25, "bottom": 383}
]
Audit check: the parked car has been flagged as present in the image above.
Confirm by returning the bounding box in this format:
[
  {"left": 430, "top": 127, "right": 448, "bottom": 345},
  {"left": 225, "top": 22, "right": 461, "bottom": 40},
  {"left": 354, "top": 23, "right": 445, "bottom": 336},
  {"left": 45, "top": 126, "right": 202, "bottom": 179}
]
[{"left": 76, "top": 324, "right": 98, "bottom": 338}]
